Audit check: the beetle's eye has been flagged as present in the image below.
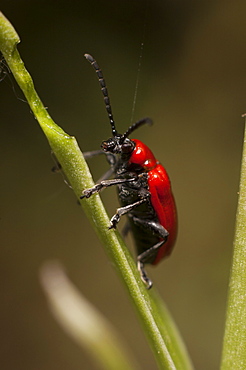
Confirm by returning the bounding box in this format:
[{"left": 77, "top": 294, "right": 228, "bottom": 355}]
[{"left": 101, "top": 139, "right": 115, "bottom": 152}]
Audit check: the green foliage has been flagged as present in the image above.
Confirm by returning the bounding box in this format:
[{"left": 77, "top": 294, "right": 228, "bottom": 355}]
[{"left": 220, "top": 121, "right": 246, "bottom": 369}]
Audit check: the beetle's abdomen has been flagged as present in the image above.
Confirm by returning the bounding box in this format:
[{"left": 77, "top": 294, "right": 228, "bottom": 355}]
[
  {"left": 127, "top": 139, "right": 177, "bottom": 264},
  {"left": 148, "top": 164, "right": 177, "bottom": 264}
]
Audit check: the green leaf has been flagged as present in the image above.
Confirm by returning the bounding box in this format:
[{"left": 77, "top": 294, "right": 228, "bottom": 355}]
[
  {"left": 220, "top": 120, "right": 246, "bottom": 369},
  {"left": 40, "top": 262, "right": 140, "bottom": 370}
]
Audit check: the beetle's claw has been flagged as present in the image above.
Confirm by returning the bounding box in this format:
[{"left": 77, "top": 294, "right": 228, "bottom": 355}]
[
  {"left": 80, "top": 189, "right": 92, "bottom": 199},
  {"left": 146, "top": 279, "right": 153, "bottom": 290},
  {"left": 109, "top": 214, "right": 120, "bottom": 229},
  {"left": 137, "top": 260, "right": 153, "bottom": 289}
]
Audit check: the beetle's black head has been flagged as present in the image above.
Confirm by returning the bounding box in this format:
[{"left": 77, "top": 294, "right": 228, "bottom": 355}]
[
  {"left": 101, "top": 116, "right": 153, "bottom": 154},
  {"left": 101, "top": 135, "right": 135, "bottom": 155}
]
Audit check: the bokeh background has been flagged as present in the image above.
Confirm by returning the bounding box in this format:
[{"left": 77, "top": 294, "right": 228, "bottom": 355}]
[{"left": 1, "top": 1, "right": 245, "bottom": 369}]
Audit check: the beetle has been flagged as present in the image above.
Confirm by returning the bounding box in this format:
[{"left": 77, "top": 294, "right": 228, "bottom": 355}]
[{"left": 81, "top": 54, "right": 177, "bottom": 289}]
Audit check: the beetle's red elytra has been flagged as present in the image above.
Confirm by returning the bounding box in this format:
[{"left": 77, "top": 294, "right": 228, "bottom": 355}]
[{"left": 81, "top": 54, "right": 177, "bottom": 289}]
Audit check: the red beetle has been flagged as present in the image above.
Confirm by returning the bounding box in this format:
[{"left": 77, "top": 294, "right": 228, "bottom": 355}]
[{"left": 81, "top": 54, "right": 177, "bottom": 288}]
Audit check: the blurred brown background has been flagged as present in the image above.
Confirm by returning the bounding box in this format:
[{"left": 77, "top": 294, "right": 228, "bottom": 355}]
[{"left": 1, "top": 1, "right": 245, "bottom": 369}]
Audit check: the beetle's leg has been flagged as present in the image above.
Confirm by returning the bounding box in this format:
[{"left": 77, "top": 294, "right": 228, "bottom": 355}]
[
  {"left": 121, "top": 222, "right": 131, "bottom": 238},
  {"left": 137, "top": 241, "right": 165, "bottom": 289},
  {"left": 80, "top": 178, "right": 135, "bottom": 199},
  {"left": 51, "top": 151, "right": 62, "bottom": 173},
  {"left": 97, "top": 166, "right": 115, "bottom": 182},
  {"left": 137, "top": 240, "right": 165, "bottom": 290},
  {"left": 51, "top": 152, "right": 72, "bottom": 189},
  {"left": 52, "top": 149, "right": 104, "bottom": 184},
  {"left": 131, "top": 217, "right": 169, "bottom": 289},
  {"left": 83, "top": 150, "right": 117, "bottom": 182},
  {"left": 132, "top": 218, "right": 169, "bottom": 243},
  {"left": 137, "top": 240, "right": 165, "bottom": 289},
  {"left": 105, "top": 153, "right": 117, "bottom": 167},
  {"left": 109, "top": 198, "right": 148, "bottom": 229},
  {"left": 83, "top": 149, "right": 104, "bottom": 159},
  {"left": 83, "top": 150, "right": 116, "bottom": 166},
  {"left": 137, "top": 261, "right": 154, "bottom": 290}
]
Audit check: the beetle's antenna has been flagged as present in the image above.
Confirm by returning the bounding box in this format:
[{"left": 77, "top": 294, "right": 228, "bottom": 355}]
[
  {"left": 84, "top": 54, "right": 118, "bottom": 136},
  {"left": 121, "top": 117, "right": 152, "bottom": 142}
]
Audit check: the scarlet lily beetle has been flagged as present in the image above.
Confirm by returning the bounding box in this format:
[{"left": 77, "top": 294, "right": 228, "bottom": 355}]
[{"left": 81, "top": 54, "right": 177, "bottom": 289}]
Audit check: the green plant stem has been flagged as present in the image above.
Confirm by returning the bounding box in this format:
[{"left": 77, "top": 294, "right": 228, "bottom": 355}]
[
  {"left": 220, "top": 121, "right": 246, "bottom": 369},
  {"left": 0, "top": 12, "right": 193, "bottom": 370}
]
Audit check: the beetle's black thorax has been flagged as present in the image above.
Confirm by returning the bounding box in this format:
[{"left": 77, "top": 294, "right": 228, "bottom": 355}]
[{"left": 114, "top": 155, "right": 156, "bottom": 218}]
